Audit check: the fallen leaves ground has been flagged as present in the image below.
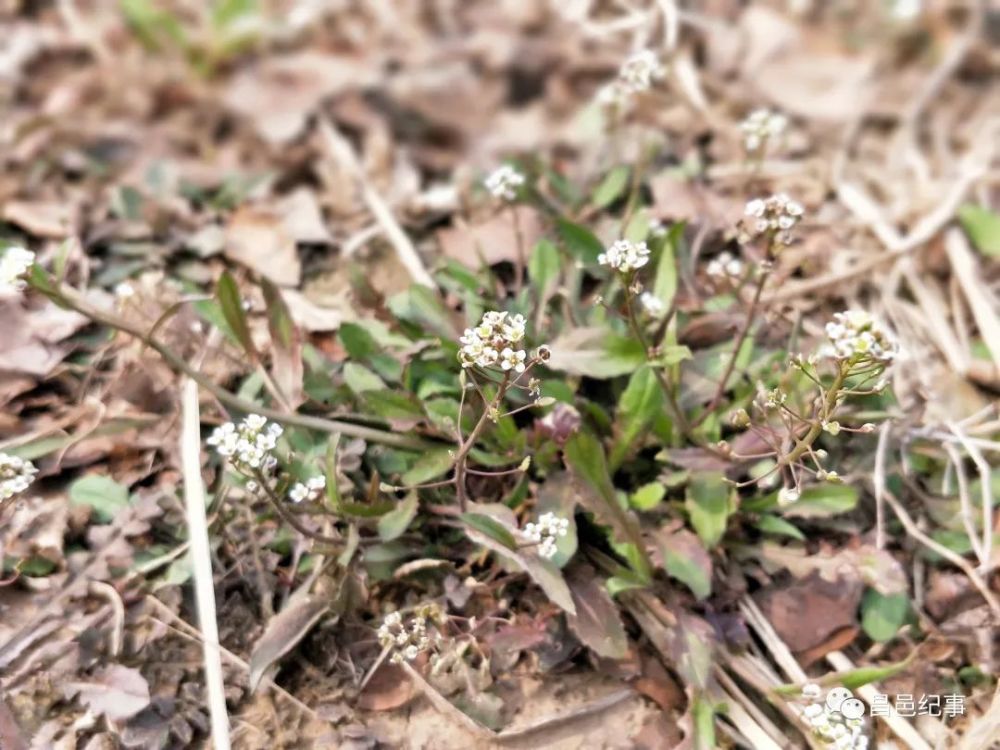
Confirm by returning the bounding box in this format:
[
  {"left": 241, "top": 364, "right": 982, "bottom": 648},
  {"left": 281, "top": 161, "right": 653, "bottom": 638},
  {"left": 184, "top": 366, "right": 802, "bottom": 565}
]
[{"left": 1, "top": 1, "right": 999, "bottom": 749}]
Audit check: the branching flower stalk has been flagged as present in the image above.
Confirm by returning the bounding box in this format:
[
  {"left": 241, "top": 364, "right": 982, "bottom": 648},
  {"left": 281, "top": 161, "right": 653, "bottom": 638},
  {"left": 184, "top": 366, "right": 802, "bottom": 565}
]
[
  {"left": 729, "top": 311, "right": 898, "bottom": 496},
  {"left": 381, "top": 311, "right": 550, "bottom": 511},
  {"left": 600, "top": 238, "right": 691, "bottom": 436},
  {"left": 693, "top": 194, "right": 804, "bottom": 428}
]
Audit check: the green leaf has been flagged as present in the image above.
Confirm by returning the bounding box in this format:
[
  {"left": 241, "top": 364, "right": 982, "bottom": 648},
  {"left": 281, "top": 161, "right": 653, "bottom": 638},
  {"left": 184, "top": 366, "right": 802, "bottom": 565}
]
[
  {"left": 651, "top": 345, "right": 691, "bottom": 367},
  {"left": 460, "top": 513, "right": 518, "bottom": 550},
  {"left": 610, "top": 365, "right": 663, "bottom": 469},
  {"left": 528, "top": 239, "right": 561, "bottom": 304},
  {"left": 387, "top": 286, "right": 455, "bottom": 339},
  {"left": 400, "top": 448, "right": 454, "bottom": 486},
  {"left": 861, "top": 589, "right": 909, "bottom": 642},
  {"left": 783, "top": 483, "right": 858, "bottom": 518},
  {"left": 69, "top": 475, "right": 130, "bottom": 523},
  {"left": 216, "top": 271, "right": 258, "bottom": 359},
  {"left": 774, "top": 653, "right": 916, "bottom": 695},
  {"left": 261, "top": 279, "right": 302, "bottom": 404},
  {"left": 685, "top": 472, "right": 731, "bottom": 548},
  {"left": 338, "top": 322, "right": 379, "bottom": 360},
  {"left": 591, "top": 165, "right": 630, "bottom": 208},
  {"left": 692, "top": 694, "right": 717, "bottom": 750},
  {"left": 606, "top": 573, "right": 648, "bottom": 597},
  {"left": 958, "top": 204, "right": 1000, "bottom": 258},
  {"left": 755, "top": 515, "right": 805, "bottom": 541},
  {"left": 377, "top": 493, "right": 419, "bottom": 541},
  {"left": 657, "top": 528, "right": 712, "bottom": 600},
  {"left": 548, "top": 327, "right": 645, "bottom": 379},
  {"left": 652, "top": 222, "right": 683, "bottom": 308},
  {"left": 565, "top": 432, "right": 651, "bottom": 579},
  {"left": 342, "top": 362, "right": 385, "bottom": 394},
  {"left": 362, "top": 390, "right": 425, "bottom": 422},
  {"left": 556, "top": 218, "right": 604, "bottom": 264},
  {"left": 630, "top": 482, "right": 666, "bottom": 511},
  {"left": 564, "top": 565, "right": 629, "bottom": 659},
  {"left": 261, "top": 278, "right": 295, "bottom": 349},
  {"left": 463, "top": 503, "right": 576, "bottom": 614}
]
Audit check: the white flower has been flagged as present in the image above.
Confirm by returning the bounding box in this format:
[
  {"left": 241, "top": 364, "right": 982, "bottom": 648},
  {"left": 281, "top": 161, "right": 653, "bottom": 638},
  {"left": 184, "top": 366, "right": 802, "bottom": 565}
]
[
  {"left": 618, "top": 49, "right": 664, "bottom": 93},
  {"left": 0, "top": 452, "right": 37, "bottom": 501},
  {"left": 0, "top": 246, "right": 35, "bottom": 295},
  {"left": 823, "top": 311, "right": 898, "bottom": 365},
  {"left": 777, "top": 487, "right": 800, "bottom": 506},
  {"left": 705, "top": 251, "right": 744, "bottom": 282},
  {"left": 523, "top": 512, "right": 569, "bottom": 559},
  {"left": 289, "top": 474, "right": 325, "bottom": 503},
  {"left": 459, "top": 310, "right": 536, "bottom": 373},
  {"left": 500, "top": 347, "right": 526, "bottom": 373},
  {"left": 740, "top": 194, "right": 804, "bottom": 246},
  {"left": 114, "top": 282, "right": 136, "bottom": 299},
  {"left": 598, "top": 239, "right": 650, "bottom": 273},
  {"left": 597, "top": 49, "right": 665, "bottom": 109},
  {"left": 740, "top": 108, "right": 788, "bottom": 152},
  {"left": 890, "top": 0, "right": 922, "bottom": 21},
  {"left": 484, "top": 164, "right": 525, "bottom": 201},
  {"left": 648, "top": 218, "right": 667, "bottom": 238},
  {"left": 207, "top": 414, "right": 283, "bottom": 472},
  {"left": 639, "top": 291, "right": 664, "bottom": 316},
  {"left": 377, "top": 608, "right": 436, "bottom": 664}
]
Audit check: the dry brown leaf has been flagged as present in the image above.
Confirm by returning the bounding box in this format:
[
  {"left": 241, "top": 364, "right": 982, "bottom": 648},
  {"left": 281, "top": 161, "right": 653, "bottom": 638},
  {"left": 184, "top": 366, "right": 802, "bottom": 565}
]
[
  {"left": 1, "top": 200, "right": 77, "bottom": 238},
  {"left": 280, "top": 288, "right": 345, "bottom": 332},
  {"left": 248, "top": 592, "right": 329, "bottom": 692},
  {"left": 356, "top": 662, "right": 416, "bottom": 711},
  {"left": 564, "top": 563, "right": 629, "bottom": 660},
  {"left": 436, "top": 207, "right": 544, "bottom": 267},
  {"left": 756, "top": 572, "right": 862, "bottom": 653},
  {"left": 65, "top": 665, "right": 151, "bottom": 722},
  {"left": 0, "top": 300, "right": 88, "bottom": 377},
  {"left": 277, "top": 188, "right": 333, "bottom": 245},
  {"left": 224, "top": 206, "right": 302, "bottom": 286},
  {"left": 224, "top": 52, "right": 373, "bottom": 145},
  {"left": 760, "top": 542, "right": 908, "bottom": 595}
]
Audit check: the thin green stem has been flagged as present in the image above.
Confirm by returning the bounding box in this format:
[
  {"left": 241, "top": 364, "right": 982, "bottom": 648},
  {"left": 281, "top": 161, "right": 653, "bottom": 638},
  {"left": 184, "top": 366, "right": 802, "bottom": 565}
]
[
  {"left": 693, "top": 267, "right": 770, "bottom": 428},
  {"left": 252, "top": 470, "right": 342, "bottom": 546},
  {"left": 33, "top": 278, "right": 435, "bottom": 451},
  {"left": 622, "top": 281, "right": 690, "bottom": 437}
]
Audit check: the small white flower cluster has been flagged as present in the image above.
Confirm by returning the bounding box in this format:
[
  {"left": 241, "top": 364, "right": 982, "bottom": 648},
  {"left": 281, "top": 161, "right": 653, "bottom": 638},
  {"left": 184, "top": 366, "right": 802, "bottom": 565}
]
[
  {"left": 114, "top": 281, "right": 136, "bottom": 299},
  {"left": 824, "top": 311, "right": 898, "bottom": 365},
  {"left": 484, "top": 164, "right": 525, "bottom": 201},
  {"left": 706, "top": 251, "right": 744, "bottom": 282},
  {"left": 801, "top": 684, "right": 869, "bottom": 750},
  {"left": 523, "top": 512, "right": 569, "bottom": 559},
  {"left": 740, "top": 108, "right": 788, "bottom": 152},
  {"left": 377, "top": 605, "right": 442, "bottom": 664},
  {"left": 459, "top": 311, "right": 529, "bottom": 372},
  {"left": 207, "top": 414, "right": 283, "bottom": 472},
  {"left": 289, "top": 475, "right": 326, "bottom": 503},
  {"left": 0, "top": 452, "right": 37, "bottom": 501},
  {"left": 741, "top": 194, "right": 804, "bottom": 246},
  {"left": 647, "top": 218, "right": 667, "bottom": 238},
  {"left": 639, "top": 291, "right": 665, "bottom": 316},
  {"left": 777, "top": 486, "right": 800, "bottom": 506},
  {"left": 599, "top": 239, "right": 650, "bottom": 273},
  {"left": 0, "top": 247, "right": 35, "bottom": 294},
  {"left": 597, "top": 49, "right": 665, "bottom": 107}
]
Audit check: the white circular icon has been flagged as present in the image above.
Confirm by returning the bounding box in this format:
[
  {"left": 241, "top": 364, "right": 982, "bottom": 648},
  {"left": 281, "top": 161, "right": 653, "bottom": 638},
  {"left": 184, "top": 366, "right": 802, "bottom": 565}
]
[
  {"left": 840, "top": 697, "right": 865, "bottom": 720},
  {"left": 826, "top": 687, "right": 852, "bottom": 712}
]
